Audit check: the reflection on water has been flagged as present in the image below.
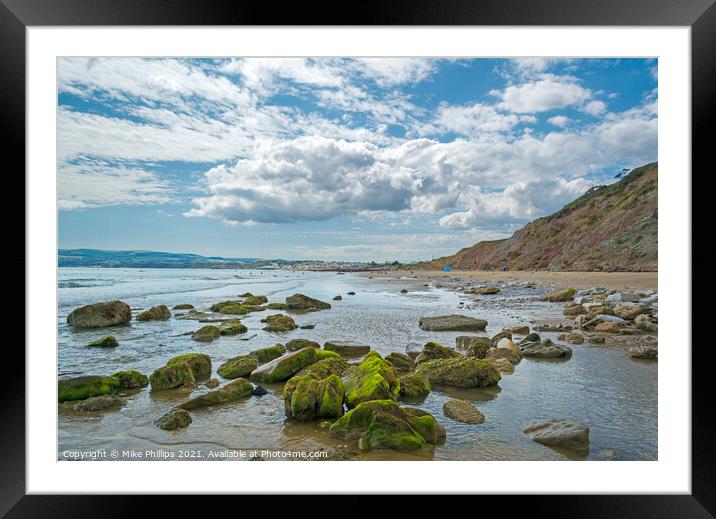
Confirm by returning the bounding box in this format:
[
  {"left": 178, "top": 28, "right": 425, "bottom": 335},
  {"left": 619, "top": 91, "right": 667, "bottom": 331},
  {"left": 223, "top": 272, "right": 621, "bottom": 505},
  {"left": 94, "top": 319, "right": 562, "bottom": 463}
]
[{"left": 58, "top": 268, "right": 657, "bottom": 461}]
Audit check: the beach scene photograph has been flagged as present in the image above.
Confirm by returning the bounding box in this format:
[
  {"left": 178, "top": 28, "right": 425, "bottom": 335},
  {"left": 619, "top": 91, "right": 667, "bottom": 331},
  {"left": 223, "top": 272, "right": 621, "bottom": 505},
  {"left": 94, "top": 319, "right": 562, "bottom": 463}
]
[{"left": 57, "top": 57, "right": 658, "bottom": 461}]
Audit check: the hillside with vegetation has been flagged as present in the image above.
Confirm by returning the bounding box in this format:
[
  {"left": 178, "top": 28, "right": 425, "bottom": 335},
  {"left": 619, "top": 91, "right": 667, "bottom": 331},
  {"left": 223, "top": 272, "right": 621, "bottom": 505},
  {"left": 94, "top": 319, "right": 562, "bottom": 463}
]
[{"left": 417, "top": 162, "right": 658, "bottom": 272}]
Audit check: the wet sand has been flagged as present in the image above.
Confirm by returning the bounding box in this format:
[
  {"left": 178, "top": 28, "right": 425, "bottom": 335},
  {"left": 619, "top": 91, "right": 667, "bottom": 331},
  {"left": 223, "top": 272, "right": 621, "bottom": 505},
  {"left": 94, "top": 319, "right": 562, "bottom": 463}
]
[{"left": 361, "top": 270, "right": 657, "bottom": 291}]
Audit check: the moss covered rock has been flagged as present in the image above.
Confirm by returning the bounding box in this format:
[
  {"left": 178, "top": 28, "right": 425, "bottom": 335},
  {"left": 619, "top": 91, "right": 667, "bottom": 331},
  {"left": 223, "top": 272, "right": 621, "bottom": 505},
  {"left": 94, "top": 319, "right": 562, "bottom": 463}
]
[
  {"left": 58, "top": 375, "right": 121, "bottom": 402},
  {"left": 266, "top": 302, "right": 289, "bottom": 310},
  {"left": 87, "top": 335, "right": 119, "bottom": 348},
  {"left": 344, "top": 352, "right": 400, "bottom": 409},
  {"left": 67, "top": 300, "right": 132, "bottom": 329},
  {"left": 329, "top": 400, "right": 445, "bottom": 452},
  {"left": 456, "top": 336, "right": 491, "bottom": 359},
  {"left": 284, "top": 374, "right": 345, "bottom": 421},
  {"left": 250, "top": 347, "right": 318, "bottom": 383},
  {"left": 286, "top": 293, "right": 331, "bottom": 311},
  {"left": 155, "top": 408, "right": 192, "bottom": 430},
  {"left": 385, "top": 352, "right": 415, "bottom": 372},
  {"left": 314, "top": 349, "right": 342, "bottom": 361},
  {"left": 541, "top": 288, "right": 576, "bottom": 302},
  {"left": 286, "top": 338, "right": 321, "bottom": 351},
  {"left": 177, "top": 378, "right": 254, "bottom": 410},
  {"left": 250, "top": 344, "right": 287, "bottom": 365},
  {"left": 191, "top": 325, "right": 221, "bottom": 342},
  {"left": 415, "top": 341, "right": 462, "bottom": 364},
  {"left": 324, "top": 341, "right": 371, "bottom": 357},
  {"left": 136, "top": 304, "right": 171, "bottom": 321},
  {"left": 149, "top": 362, "right": 196, "bottom": 390},
  {"left": 220, "top": 321, "right": 248, "bottom": 335},
  {"left": 61, "top": 395, "right": 125, "bottom": 413},
  {"left": 167, "top": 353, "right": 212, "bottom": 380},
  {"left": 210, "top": 300, "right": 242, "bottom": 312},
  {"left": 111, "top": 370, "right": 149, "bottom": 389},
  {"left": 243, "top": 295, "right": 268, "bottom": 305},
  {"left": 295, "top": 356, "right": 349, "bottom": 379},
  {"left": 418, "top": 314, "right": 487, "bottom": 332},
  {"left": 173, "top": 304, "right": 194, "bottom": 310},
  {"left": 398, "top": 372, "right": 431, "bottom": 401},
  {"left": 416, "top": 357, "right": 501, "bottom": 388},
  {"left": 261, "top": 314, "right": 297, "bottom": 332},
  {"left": 217, "top": 355, "right": 258, "bottom": 379},
  {"left": 219, "top": 304, "right": 250, "bottom": 315}
]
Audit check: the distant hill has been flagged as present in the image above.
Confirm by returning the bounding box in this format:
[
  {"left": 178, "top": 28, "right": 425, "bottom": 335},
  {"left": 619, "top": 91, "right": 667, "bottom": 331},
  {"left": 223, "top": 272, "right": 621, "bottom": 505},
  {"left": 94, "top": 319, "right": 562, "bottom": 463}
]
[
  {"left": 58, "top": 249, "right": 262, "bottom": 269},
  {"left": 416, "top": 162, "right": 658, "bottom": 272}
]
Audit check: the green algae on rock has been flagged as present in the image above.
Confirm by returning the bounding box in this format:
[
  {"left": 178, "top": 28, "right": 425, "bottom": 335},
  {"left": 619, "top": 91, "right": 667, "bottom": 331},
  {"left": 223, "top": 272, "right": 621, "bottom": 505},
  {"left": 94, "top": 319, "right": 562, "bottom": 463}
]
[
  {"left": 111, "top": 370, "right": 149, "bottom": 389},
  {"left": 329, "top": 400, "right": 445, "bottom": 452},
  {"left": 87, "top": 335, "right": 119, "bottom": 348},
  {"left": 323, "top": 341, "right": 371, "bottom": 357},
  {"left": 173, "top": 304, "right": 194, "bottom": 310},
  {"left": 541, "top": 288, "right": 576, "bottom": 302},
  {"left": 243, "top": 295, "right": 268, "bottom": 306},
  {"left": 219, "top": 321, "right": 248, "bottom": 335},
  {"left": 266, "top": 302, "right": 289, "bottom": 310},
  {"left": 210, "top": 300, "right": 242, "bottom": 312},
  {"left": 284, "top": 374, "right": 345, "bottom": 421},
  {"left": 167, "top": 353, "right": 212, "bottom": 380},
  {"left": 136, "top": 304, "right": 171, "bottom": 321},
  {"left": 295, "top": 356, "right": 349, "bottom": 379},
  {"left": 217, "top": 355, "right": 258, "bottom": 379},
  {"left": 149, "top": 362, "right": 196, "bottom": 390},
  {"left": 155, "top": 408, "right": 192, "bottom": 430},
  {"left": 415, "top": 341, "right": 462, "bottom": 364},
  {"left": 58, "top": 375, "right": 121, "bottom": 402},
  {"left": 385, "top": 352, "right": 415, "bottom": 372},
  {"left": 416, "top": 357, "right": 501, "bottom": 388},
  {"left": 67, "top": 300, "right": 132, "bottom": 329},
  {"left": 398, "top": 372, "right": 431, "bottom": 401},
  {"left": 60, "top": 394, "right": 125, "bottom": 413},
  {"left": 191, "top": 325, "right": 221, "bottom": 342},
  {"left": 250, "top": 343, "right": 287, "bottom": 365},
  {"left": 286, "top": 338, "right": 321, "bottom": 351},
  {"left": 261, "top": 314, "right": 297, "bottom": 332},
  {"left": 344, "top": 351, "right": 400, "bottom": 409},
  {"left": 250, "top": 347, "right": 318, "bottom": 383},
  {"left": 177, "top": 378, "right": 254, "bottom": 410}
]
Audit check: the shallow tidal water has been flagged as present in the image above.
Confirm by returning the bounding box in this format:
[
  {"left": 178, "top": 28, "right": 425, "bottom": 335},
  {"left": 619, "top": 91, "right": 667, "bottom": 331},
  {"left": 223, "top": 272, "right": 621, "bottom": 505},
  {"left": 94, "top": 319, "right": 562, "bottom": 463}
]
[{"left": 57, "top": 267, "right": 657, "bottom": 461}]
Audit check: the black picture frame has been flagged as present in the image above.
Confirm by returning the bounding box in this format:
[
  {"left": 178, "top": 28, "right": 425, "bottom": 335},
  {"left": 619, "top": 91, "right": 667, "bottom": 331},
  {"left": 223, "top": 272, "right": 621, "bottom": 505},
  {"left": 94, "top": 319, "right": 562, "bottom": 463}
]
[{"left": 3, "top": 0, "right": 712, "bottom": 515}]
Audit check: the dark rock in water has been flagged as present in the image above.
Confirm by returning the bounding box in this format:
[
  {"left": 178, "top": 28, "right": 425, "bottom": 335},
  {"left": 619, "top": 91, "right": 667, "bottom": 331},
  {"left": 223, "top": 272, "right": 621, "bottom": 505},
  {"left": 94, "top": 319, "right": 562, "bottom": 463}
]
[
  {"left": 261, "top": 314, "right": 298, "bottom": 332},
  {"left": 87, "top": 335, "right": 119, "bottom": 348},
  {"left": 243, "top": 295, "right": 268, "bottom": 306},
  {"left": 506, "top": 325, "right": 530, "bottom": 336},
  {"left": 286, "top": 338, "right": 321, "bottom": 351},
  {"left": 286, "top": 293, "right": 331, "bottom": 311},
  {"left": 443, "top": 399, "right": 485, "bottom": 424},
  {"left": 58, "top": 375, "right": 121, "bottom": 402},
  {"left": 333, "top": 295, "right": 343, "bottom": 301},
  {"left": 520, "top": 339, "right": 572, "bottom": 359},
  {"left": 219, "top": 321, "right": 248, "bottom": 335},
  {"left": 205, "top": 378, "right": 220, "bottom": 388},
  {"left": 587, "top": 335, "right": 605, "bottom": 344},
  {"left": 136, "top": 304, "right": 171, "bottom": 322},
  {"left": 266, "top": 302, "right": 289, "bottom": 310},
  {"left": 490, "top": 330, "right": 512, "bottom": 343},
  {"left": 111, "top": 370, "right": 149, "bottom": 389},
  {"left": 217, "top": 355, "right": 258, "bottom": 379},
  {"left": 61, "top": 395, "right": 125, "bottom": 413},
  {"left": 250, "top": 344, "right": 287, "bottom": 365},
  {"left": 628, "top": 345, "right": 658, "bottom": 360},
  {"left": 155, "top": 408, "right": 192, "bottom": 430},
  {"left": 524, "top": 418, "right": 589, "bottom": 452},
  {"left": 415, "top": 341, "right": 462, "bottom": 364},
  {"left": 519, "top": 333, "right": 541, "bottom": 344},
  {"left": 210, "top": 300, "right": 243, "bottom": 312},
  {"left": 347, "top": 291, "right": 356, "bottom": 296},
  {"left": 324, "top": 341, "right": 371, "bottom": 357},
  {"left": 385, "top": 352, "right": 415, "bottom": 372},
  {"left": 344, "top": 352, "right": 400, "bottom": 409},
  {"left": 300, "top": 323, "right": 316, "bottom": 330},
  {"left": 252, "top": 385, "right": 268, "bottom": 396},
  {"left": 250, "top": 347, "right": 318, "bottom": 383},
  {"left": 177, "top": 378, "right": 253, "bottom": 410},
  {"left": 191, "top": 325, "right": 221, "bottom": 342},
  {"left": 173, "top": 304, "right": 194, "bottom": 310},
  {"left": 67, "top": 300, "right": 132, "bottom": 329},
  {"left": 456, "top": 336, "right": 491, "bottom": 359},
  {"left": 283, "top": 373, "right": 345, "bottom": 421},
  {"left": 418, "top": 314, "right": 487, "bottom": 332},
  {"left": 150, "top": 353, "right": 211, "bottom": 390},
  {"left": 416, "top": 357, "right": 501, "bottom": 388},
  {"left": 400, "top": 289, "right": 408, "bottom": 294},
  {"left": 329, "top": 400, "right": 445, "bottom": 452},
  {"left": 398, "top": 372, "right": 430, "bottom": 401}
]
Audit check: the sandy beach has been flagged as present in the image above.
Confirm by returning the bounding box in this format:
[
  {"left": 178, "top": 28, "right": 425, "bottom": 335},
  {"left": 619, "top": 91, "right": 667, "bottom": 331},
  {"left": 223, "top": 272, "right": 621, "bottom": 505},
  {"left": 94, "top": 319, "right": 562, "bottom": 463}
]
[{"left": 362, "top": 270, "right": 657, "bottom": 291}]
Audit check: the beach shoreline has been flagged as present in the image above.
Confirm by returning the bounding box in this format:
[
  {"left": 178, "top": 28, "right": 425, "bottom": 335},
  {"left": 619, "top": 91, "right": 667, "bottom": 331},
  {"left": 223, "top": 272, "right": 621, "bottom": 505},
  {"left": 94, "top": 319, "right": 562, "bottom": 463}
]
[{"left": 358, "top": 270, "right": 658, "bottom": 291}]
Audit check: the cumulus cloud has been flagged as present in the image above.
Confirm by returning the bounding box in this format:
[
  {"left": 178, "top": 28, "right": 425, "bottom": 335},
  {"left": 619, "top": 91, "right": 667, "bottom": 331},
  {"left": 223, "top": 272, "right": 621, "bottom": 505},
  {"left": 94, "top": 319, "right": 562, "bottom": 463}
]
[
  {"left": 548, "top": 115, "right": 569, "bottom": 127},
  {"left": 423, "top": 102, "right": 535, "bottom": 136},
  {"left": 493, "top": 75, "right": 593, "bottom": 113},
  {"left": 583, "top": 99, "right": 607, "bottom": 116}
]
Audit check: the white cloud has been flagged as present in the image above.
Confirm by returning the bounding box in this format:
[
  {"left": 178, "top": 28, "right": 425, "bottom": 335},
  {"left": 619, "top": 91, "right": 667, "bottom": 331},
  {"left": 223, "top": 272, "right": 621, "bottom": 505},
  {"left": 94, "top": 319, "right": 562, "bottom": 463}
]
[
  {"left": 424, "top": 103, "right": 534, "bottom": 136},
  {"left": 548, "top": 115, "right": 569, "bottom": 127},
  {"left": 493, "top": 76, "right": 592, "bottom": 113},
  {"left": 583, "top": 100, "right": 607, "bottom": 116}
]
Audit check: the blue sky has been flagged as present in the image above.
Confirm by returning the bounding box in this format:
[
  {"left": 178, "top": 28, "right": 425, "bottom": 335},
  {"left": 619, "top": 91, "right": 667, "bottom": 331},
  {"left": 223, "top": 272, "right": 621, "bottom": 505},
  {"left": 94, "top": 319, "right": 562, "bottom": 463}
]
[{"left": 58, "top": 57, "right": 657, "bottom": 262}]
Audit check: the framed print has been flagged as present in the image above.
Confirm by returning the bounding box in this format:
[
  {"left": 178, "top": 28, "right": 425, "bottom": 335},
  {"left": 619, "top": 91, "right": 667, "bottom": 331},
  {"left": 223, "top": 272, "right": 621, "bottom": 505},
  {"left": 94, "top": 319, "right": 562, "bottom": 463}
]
[{"left": 3, "top": 0, "right": 713, "bottom": 514}]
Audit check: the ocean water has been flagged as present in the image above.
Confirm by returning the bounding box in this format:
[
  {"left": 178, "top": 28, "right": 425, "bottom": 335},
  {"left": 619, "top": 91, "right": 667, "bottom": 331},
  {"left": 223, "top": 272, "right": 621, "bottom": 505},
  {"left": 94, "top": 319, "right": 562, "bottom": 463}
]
[{"left": 57, "top": 267, "right": 657, "bottom": 461}]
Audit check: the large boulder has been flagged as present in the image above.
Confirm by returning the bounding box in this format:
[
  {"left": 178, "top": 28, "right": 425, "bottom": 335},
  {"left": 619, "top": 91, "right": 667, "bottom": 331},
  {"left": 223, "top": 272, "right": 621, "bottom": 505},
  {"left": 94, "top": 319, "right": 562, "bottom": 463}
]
[
  {"left": 385, "top": 352, "right": 416, "bottom": 372},
  {"left": 136, "top": 304, "right": 171, "bottom": 321},
  {"left": 443, "top": 399, "right": 485, "bottom": 424},
  {"left": 329, "top": 400, "right": 446, "bottom": 452},
  {"left": 416, "top": 357, "right": 501, "bottom": 388},
  {"left": 87, "top": 335, "right": 119, "bottom": 348},
  {"left": 191, "top": 325, "right": 221, "bottom": 342},
  {"left": 250, "top": 347, "right": 318, "bottom": 383},
  {"left": 494, "top": 337, "right": 523, "bottom": 363},
  {"left": 67, "top": 300, "right": 132, "bottom": 329},
  {"left": 344, "top": 352, "right": 400, "bottom": 409},
  {"left": 177, "top": 378, "right": 253, "bottom": 410},
  {"left": 415, "top": 341, "right": 462, "bottom": 364},
  {"left": 167, "top": 353, "right": 212, "bottom": 380},
  {"left": 523, "top": 418, "right": 590, "bottom": 452},
  {"left": 418, "top": 315, "right": 487, "bottom": 332},
  {"left": 220, "top": 321, "right": 248, "bottom": 335},
  {"left": 286, "top": 293, "right": 331, "bottom": 311},
  {"left": 295, "top": 356, "right": 349, "bottom": 379},
  {"left": 541, "top": 288, "right": 576, "bottom": 302},
  {"left": 250, "top": 344, "right": 287, "bottom": 364},
  {"left": 261, "top": 314, "right": 297, "bottom": 332},
  {"left": 520, "top": 339, "right": 572, "bottom": 359},
  {"left": 324, "top": 341, "right": 371, "bottom": 357},
  {"left": 243, "top": 295, "right": 268, "bottom": 306},
  {"left": 217, "top": 355, "right": 258, "bottom": 379},
  {"left": 286, "top": 338, "right": 321, "bottom": 351},
  {"left": 283, "top": 374, "right": 345, "bottom": 421},
  {"left": 398, "top": 372, "right": 431, "bottom": 401},
  {"left": 150, "top": 353, "right": 211, "bottom": 390},
  {"left": 111, "top": 370, "right": 149, "bottom": 389},
  {"left": 210, "top": 300, "right": 242, "bottom": 312},
  {"left": 155, "top": 408, "right": 192, "bottom": 430},
  {"left": 58, "top": 375, "right": 121, "bottom": 402},
  {"left": 173, "top": 304, "right": 194, "bottom": 310}
]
